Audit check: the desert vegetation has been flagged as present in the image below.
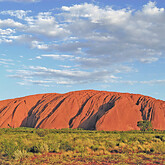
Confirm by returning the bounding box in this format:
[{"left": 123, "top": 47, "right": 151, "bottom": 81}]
[
  {"left": 0, "top": 128, "right": 164, "bottom": 164},
  {"left": 137, "top": 120, "right": 153, "bottom": 131}
]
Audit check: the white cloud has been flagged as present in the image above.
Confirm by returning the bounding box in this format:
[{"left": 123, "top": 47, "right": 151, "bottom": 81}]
[
  {"left": 25, "top": 12, "right": 70, "bottom": 38},
  {"left": 142, "top": 1, "right": 164, "bottom": 15},
  {"left": 0, "top": 19, "right": 24, "bottom": 28},
  {"left": 0, "top": 10, "right": 31, "bottom": 19},
  {"left": 139, "top": 57, "right": 159, "bottom": 63},
  {"left": 0, "top": 58, "right": 14, "bottom": 66},
  {"left": 17, "top": 79, "right": 52, "bottom": 86},
  {"left": 8, "top": 65, "right": 118, "bottom": 85},
  {"left": 0, "top": 28, "right": 15, "bottom": 35},
  {"left": 49, "top": 2, "right": 165, "bottom": 69},
  {"left": 41, "top": 54, "right": 74, "bottom": 60},
  {"left": 59, "top": 65, "right": 72, "bottom": 68},
  {"left": 31, "top": 41, "right": 49, "bottom": 50},
  {"left": 1, "top": 2, "right": 164, "bottom": 67},
  {"left": 62, "top": 3, "right": 131, "bottom": 25},
  {"left": 2, "top": 2, "right": 165, "bottom": 87},
  {"left": 0, "top": 58, "right": 13, "bottom": 62},
  {"left": 36, "top": 56, "right": 42, "bottom": 59},
  {"left": 11, "top": 34, "right": 38, "bottom": 47},
  {"left": 0, "top": 28, "right": 16, "bottom": 43},
  {"left": 8, "top": 64, "right": 165, "bottom": 87}
]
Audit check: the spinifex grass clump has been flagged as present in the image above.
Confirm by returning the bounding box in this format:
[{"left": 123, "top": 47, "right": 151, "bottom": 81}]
[{"left": 0, "top": 127, "right": 164, "bottom": 164}]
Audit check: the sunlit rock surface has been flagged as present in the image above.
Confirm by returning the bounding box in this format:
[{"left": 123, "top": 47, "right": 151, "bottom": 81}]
[{"left": 0, "top": 90, "right": 164, "bottom": 131}]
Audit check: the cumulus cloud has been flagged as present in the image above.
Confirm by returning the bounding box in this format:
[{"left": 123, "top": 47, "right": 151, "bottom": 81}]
[
  {"left": 22, "top": 1, "right": 163, "bottom": 69},
  {"left": 2, "top": 2, "right": 165, "bottom": 87},
  {"left": 1, "top": 2, "right": 164, "bottom": 64},
  {"left": 0, "top": 19, "right": 24, "bottom": 28},
  {"left": 142, "top": 1, "right": 164, "bottom": 15},
  {"left": 57, "top": 2, "right": 165, "bottom": 67},
  {"left": 25, "top": 12, "right": 70, "bottom": 38}
]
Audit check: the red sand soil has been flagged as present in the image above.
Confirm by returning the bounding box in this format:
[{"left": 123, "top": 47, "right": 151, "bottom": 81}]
[{"left": 0, "top": 90, "right": 164, "bottom": 131}]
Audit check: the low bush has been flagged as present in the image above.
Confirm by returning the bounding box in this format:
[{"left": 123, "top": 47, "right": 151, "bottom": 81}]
[
  {"left": 39, "top": 143, "right": 49, "bottom": 153},
  {"left": 36, "top": 129, "right": 49, "bottom": 137},
  {"left": 59, "top": 141, "right": 74, "bottom": 152},
  {"left": 29, "top": 142, "right": 49, "bottom": 153},
  {"left": 1, "top": 139, "right": 17, "bottom": 158},
  {"left": 47, "top": 142, "right": 60, "bottom": 153}
]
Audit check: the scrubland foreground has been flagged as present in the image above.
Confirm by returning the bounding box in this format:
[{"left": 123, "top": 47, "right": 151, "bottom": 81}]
[{"left": 0, "top": 128, "right": 164, "bottom": 164}]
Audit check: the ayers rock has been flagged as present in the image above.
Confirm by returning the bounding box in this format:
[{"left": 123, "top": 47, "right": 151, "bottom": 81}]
[{"left": 0, "top": 90, "right": 164, "bottom": 131}]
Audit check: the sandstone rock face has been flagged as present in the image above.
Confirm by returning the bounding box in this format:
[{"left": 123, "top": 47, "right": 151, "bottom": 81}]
[{"left": 0, "top": 90, "right": 164, "bottom": 131}]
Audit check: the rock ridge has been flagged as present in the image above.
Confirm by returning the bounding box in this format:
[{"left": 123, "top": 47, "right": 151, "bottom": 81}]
[{"left": 0, "top": 90, "right": 164, "bottom": 131}]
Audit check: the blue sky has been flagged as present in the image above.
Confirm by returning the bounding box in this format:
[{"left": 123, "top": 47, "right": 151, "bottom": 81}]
[{"left": 0, "top": 0, "right": 165, "bottom": 101}]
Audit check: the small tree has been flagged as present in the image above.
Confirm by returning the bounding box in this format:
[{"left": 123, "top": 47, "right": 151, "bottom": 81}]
[{"left": 137, "top": 120, "right": 152, "bottom": 131}]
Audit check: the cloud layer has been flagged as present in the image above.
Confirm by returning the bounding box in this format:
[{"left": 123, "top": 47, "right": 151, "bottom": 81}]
[{"left": 1, "top": 1, "right": 165, "bottom": 86}]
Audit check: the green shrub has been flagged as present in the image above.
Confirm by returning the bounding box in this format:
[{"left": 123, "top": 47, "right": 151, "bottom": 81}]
[
  {"left": 106, "top": 141, "right": 116, "bottom": 148},
  {"left": 47, "top": 141, "right": 60, "bottom": 153},
  {"left": 29, "top": 142, "right": 49, "bottom": 153},
  {"left": 39, "top": 143, "right": 49, "bottom": 153},
  {"left": 29, "top": 144, "right": 40, "bottom": 153},
  {"left": 137, "top": 120, "right": 152, "bottom": 131},
  {"left": 16, "top": 136, "right": 26, "bottom": 151},
  {"left": 59, "top": 141, "right": 74, "bottom": 152},
  {"left": 36, "top": 129, "right": 49, "bottom": 137},
  {"left": 1, "top": 139, "right": 17, "bottom": 158}
]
